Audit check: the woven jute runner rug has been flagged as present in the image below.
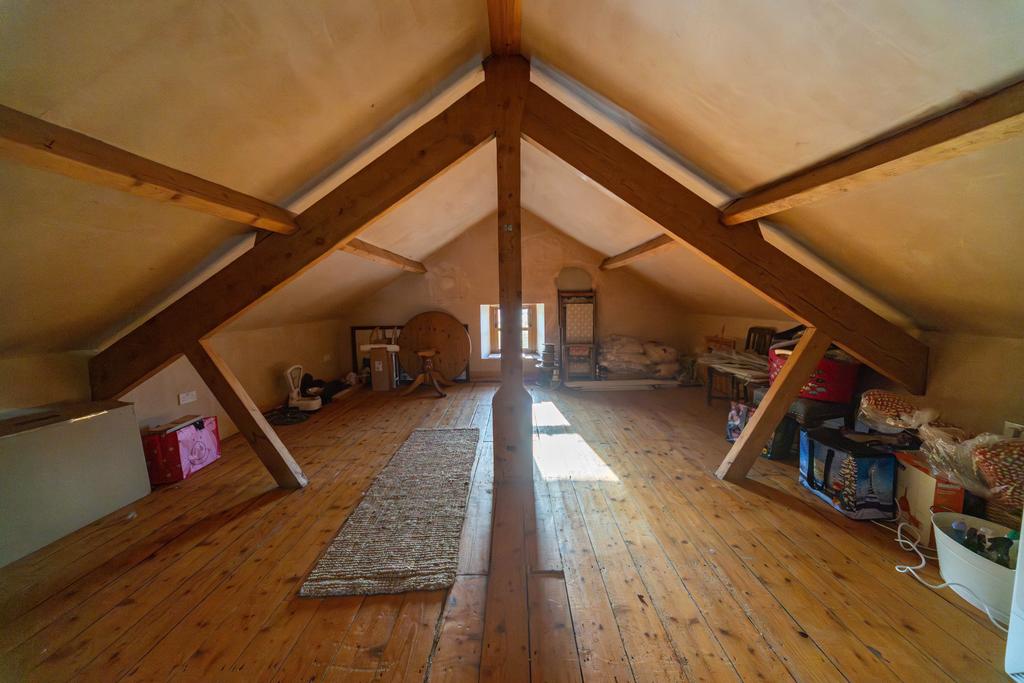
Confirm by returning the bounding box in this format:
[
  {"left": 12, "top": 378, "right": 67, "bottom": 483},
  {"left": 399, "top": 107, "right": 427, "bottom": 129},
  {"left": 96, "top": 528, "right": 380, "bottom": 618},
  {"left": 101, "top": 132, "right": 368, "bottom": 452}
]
[{"left": 299, "top": 427, "right": 480, "bottom": 597}]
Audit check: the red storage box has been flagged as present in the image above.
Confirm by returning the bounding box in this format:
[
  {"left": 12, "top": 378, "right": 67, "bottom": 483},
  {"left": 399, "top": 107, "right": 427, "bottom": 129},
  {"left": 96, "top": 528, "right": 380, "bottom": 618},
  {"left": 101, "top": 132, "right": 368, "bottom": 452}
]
[
  {"left": 142, "top": 415, "right": 221, "bottom": 485},
  {"left": 768, "top": 348, "right": 859, "bottom": 404}
]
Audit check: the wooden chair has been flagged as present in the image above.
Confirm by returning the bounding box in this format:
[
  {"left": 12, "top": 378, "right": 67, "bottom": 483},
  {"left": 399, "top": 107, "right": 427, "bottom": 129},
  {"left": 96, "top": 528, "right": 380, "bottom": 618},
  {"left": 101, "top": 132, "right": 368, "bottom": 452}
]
[
  {"left": 401, "top": 349, "right": 453, "bottom": 397},
  {"left": 706, "top": 327, "right": 776, "bottom": 405},
  {"left": 745, "top": 327, "right": 776, "bottom": 355}
]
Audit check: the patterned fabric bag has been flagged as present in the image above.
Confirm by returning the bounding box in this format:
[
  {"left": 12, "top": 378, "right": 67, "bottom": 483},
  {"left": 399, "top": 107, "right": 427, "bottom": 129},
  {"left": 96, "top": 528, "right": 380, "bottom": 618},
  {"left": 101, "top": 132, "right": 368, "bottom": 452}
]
[
  {"left": 799, "top": 428, "right": 897, "bottom": 520},
  {"left": 973, "top": 439, "right": 1024, "bottom": 528}
]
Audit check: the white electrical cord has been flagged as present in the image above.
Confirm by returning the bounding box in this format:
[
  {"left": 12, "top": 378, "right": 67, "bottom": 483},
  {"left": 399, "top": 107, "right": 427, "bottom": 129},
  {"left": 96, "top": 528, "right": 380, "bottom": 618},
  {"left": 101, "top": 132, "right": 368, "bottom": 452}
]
[
  {"left": 891, "top": 520, "right": 1009, "bottom": 633},
  {"left": 872, "top": 518, "right": 938, "bottom": 560}
]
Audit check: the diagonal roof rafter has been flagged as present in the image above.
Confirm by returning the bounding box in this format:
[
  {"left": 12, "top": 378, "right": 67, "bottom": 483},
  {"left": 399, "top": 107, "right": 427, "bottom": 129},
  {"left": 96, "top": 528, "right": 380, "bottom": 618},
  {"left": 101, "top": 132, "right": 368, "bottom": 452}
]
[
  {"left": 339, "top": 238, "right": 427, "bottom": 273},
  {"left": 721, "top": 78, "right": 1024, "bottom": 225},
  {"left": 88, "top": 81, "right": 496, "bottom": 401},
  {"left": 0, "top": 104, "right": 299, "bottom": 235},
  {"left": 521, "top": 83, "right": 929, "bottom": 393},
  {"left": 85, "top": 60, "right": 933, "bottom": 400},
  {"left": 599, "top": 234, "right": 676, "bottom": 270},
  {"left": 73, "top": 0, "right": 958, "bottom": 497}
]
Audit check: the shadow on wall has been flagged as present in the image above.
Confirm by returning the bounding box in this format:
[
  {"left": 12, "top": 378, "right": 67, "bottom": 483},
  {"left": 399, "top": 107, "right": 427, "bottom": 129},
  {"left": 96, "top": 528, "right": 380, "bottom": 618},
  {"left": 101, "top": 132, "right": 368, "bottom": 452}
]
[{"left": 0, "top": 352, "right": 92, "bottom": 415}]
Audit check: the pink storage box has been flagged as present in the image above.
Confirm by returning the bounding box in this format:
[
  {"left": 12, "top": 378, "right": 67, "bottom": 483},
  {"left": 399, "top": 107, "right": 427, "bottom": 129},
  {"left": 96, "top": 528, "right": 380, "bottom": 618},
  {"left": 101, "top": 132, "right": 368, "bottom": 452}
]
[{"left": 142, "top": 415, "right": 221, "bottom": 485}]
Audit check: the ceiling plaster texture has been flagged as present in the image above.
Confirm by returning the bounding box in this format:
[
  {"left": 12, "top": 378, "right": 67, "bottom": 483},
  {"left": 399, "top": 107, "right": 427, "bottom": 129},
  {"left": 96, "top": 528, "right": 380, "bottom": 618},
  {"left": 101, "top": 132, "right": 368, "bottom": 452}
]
[
  {"left": 2, "top": 1, "right": 1021, "bottom": 355},
  {"left": 0, "top": 0, "right": 489, "bottom": 352},
  {"left": 523, "top": 0, "right": 1024, "bottom": 335}
]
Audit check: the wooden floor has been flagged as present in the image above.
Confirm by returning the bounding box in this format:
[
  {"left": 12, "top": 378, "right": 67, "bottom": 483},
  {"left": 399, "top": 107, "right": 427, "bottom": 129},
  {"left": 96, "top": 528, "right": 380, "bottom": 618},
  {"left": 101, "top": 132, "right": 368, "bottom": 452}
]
[{"left": 0, "top": 383, "right": 1008, "bottom": 682}]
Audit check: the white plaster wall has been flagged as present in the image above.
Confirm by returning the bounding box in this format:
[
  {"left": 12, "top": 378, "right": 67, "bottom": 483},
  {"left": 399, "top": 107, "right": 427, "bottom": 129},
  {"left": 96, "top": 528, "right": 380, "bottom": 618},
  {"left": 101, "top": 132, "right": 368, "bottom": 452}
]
[{"left": 338, "top": 211, "right": 694, "bottom": 379}]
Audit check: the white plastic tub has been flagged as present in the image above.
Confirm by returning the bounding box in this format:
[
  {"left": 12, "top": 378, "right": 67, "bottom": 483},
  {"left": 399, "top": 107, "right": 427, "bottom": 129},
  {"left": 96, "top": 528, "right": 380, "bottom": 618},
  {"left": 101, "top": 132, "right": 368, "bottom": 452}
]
[{"left": 932, "top": 511, "right": 1017, "bottom": 623}]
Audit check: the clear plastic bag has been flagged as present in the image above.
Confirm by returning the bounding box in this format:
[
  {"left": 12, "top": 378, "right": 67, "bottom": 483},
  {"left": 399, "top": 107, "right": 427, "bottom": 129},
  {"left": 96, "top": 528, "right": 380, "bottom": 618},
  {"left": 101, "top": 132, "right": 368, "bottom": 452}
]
[
  {"left": 921, "top": 428, "right": 1024, "bottom": 527},
  {"left": 642, "top": 342, "right": 678, "bottom": 363},
  {"left": 919, "top": 426, "right": 994, "bottom": 497}
]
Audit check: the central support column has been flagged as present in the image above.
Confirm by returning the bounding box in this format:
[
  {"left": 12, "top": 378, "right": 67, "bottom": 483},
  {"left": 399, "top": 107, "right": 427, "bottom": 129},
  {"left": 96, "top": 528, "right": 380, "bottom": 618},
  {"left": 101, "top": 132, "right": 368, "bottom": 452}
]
[{"left": 481, "top": 55, "right": 534, "bottom": 681}]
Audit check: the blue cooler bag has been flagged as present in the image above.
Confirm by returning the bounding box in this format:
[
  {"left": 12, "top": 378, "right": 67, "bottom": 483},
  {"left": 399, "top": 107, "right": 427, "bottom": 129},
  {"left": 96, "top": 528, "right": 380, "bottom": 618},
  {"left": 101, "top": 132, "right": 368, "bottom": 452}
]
[{"left": 799, "top": 428, "right": 897, "bottom": 520}]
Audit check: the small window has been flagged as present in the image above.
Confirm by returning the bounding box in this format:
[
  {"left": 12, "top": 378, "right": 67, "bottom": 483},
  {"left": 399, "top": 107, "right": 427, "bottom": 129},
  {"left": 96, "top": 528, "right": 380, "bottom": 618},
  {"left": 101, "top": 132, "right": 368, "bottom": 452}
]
[{"left": 481, "top": 303, "right": 544, "bottom": 357}]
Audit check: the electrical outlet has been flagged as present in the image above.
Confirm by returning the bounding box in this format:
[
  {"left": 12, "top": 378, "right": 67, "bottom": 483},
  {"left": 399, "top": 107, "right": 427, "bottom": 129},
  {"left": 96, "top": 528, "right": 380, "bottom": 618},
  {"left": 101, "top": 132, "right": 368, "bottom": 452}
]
[
  {"left": 1005, "top": 420, "right": 1024, "bottom": 438},
  {"left": 178, "top": 390, "right": 198, "bottom": 405}
]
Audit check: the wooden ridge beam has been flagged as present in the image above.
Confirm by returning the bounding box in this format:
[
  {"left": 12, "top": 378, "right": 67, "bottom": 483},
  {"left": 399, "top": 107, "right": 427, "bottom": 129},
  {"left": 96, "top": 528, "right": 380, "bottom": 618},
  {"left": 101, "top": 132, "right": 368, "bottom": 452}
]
[
  {"left": 716, "top": 328, "right": 832, "bottom": 481},
  {"left": 599, "top": 234, "right": 677, "bottom": 270},
  {"left": 522, "top": 83, "right": 928, "bottom": 393},
  {"left": 0, "top": 104, "right": 298, "bottom": 234},
  {"left": 487, "top": 0, "right": 522, "bottom": 56},
  {"left": 185, "top": 341, "right": 307, "bottom": 488},
  {"left": 90, "top": 83, "right": 495, "bottom": 400},
  {"left": 339, "top": 238, "right": 426, "bottom": 273},
  {"left": 722, "top": 78, "right": 1024, "bottom": 225}
]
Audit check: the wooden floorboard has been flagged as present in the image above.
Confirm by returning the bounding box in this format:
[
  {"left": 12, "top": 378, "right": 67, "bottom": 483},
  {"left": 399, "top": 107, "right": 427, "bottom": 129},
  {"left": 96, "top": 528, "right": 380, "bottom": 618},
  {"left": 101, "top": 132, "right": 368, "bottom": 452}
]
[{"left": 0, "top": 383, "right": 1007, "bottom": 682}]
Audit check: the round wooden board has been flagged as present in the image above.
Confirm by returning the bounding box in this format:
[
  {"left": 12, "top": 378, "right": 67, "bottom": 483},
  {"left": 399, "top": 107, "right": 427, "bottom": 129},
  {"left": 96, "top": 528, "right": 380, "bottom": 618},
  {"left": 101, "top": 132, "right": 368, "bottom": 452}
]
[{"left": 397, "top": 311, "right": 471, "bottom": 381}]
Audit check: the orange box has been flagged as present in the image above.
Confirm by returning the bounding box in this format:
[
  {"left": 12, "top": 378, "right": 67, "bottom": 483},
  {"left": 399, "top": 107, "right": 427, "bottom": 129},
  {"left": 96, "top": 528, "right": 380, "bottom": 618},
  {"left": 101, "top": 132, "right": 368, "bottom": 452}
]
[{"left": 895, "top": 451, "right": 965, "bottom": 546}]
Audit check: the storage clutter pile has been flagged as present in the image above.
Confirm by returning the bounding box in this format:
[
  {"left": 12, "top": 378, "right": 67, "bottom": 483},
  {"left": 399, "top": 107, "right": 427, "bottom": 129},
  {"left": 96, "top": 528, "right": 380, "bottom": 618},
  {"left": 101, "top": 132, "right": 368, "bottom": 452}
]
[
  {"left": 857, "top": 389, "right": 1024, "bottom": 530},
  {"left": 598, "top": 335, "right": 681, "bottom": 379},
  {"left": 721, "top": 326, "right": 859, "bottom": 448},
  {"left": 793, "top": 388, "right": 1023, "bottom": 532},
  {"left": 697, "top": 349, "right": 770, "bottom": 384},
  {"left": 848, "top": 390, "right": 1023, "bottom": 624},
  {"left": 794, "top": 391, "right": 912, "bottom": 523},
  {"left": 769, "top": 339, "right": 859, "bottom": 403},
  {"left": 785, "top": 387, "right": 1023, "bottom": 624}
]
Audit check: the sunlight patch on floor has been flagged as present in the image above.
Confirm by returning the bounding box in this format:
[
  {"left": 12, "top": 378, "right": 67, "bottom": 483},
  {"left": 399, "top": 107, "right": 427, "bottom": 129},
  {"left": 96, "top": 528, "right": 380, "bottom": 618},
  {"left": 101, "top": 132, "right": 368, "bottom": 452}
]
[
  {"left": 532, "top": 401, "right": 619, "bottom": 482},
  {"left": 532, "top": 400, "right": 571, "bottom": 427}
]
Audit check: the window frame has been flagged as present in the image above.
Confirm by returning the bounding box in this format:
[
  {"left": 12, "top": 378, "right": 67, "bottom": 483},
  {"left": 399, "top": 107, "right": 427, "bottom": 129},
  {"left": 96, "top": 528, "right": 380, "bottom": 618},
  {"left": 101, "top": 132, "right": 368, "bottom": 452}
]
[{"left": 489, "top": 303, "right": 539, "bottom": 355}]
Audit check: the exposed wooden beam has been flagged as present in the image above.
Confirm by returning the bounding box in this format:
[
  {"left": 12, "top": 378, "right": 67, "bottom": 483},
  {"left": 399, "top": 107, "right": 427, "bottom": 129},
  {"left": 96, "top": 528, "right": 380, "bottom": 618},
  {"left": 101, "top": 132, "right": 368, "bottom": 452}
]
[
  {"left": 0, "top": 104, "right": 298, "bottom": 234},
  {"left": 722, "top": 78, "right": 1024, "bottom": 225},
  {"left": 486, "top": 0, "right": 522, "bottom": 56},
  {"left": 599, "top": 234, "right": 677, "bottom": 270},
  {"left": 522, "top": 83, "right": 928, "bottom": 393},
  {"left": 481, "top": 55, "right": 533, "bottom": 681},
  {"left": 339, "top": 238, "right": 426, "bottom": 273},
  {"left": 90, "top": 83, "right": 495, "bottom": 401},
  {"left": 716, "top": 328, "right": 832, "bottom": 481},
  {"left": 185, "top": 341, "right": 307, "bottom": 488}
]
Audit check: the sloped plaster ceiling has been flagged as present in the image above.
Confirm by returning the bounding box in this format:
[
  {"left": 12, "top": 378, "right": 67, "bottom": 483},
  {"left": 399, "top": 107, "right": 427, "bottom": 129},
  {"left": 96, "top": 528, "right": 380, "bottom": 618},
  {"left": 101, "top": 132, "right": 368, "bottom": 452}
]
[
  {"left": 223, "top": 253, "right": 400, "bottom": 333},
  {"left": 1, "top": 0, "right": 489, "bottom": 200},
  {"left": 524, "top": 0, "right": 1024, "bottom": 335},
  {"left": 778, "top": 138, "right": 1024, "bottom": 335},
  {"left": 0, "top": 160, "right": 250, "bottom": 354},
  {"left": 0, "top": 0, "right": 489, "bottom": 353},
  {"left": 224, "top": 141, "right": 499, "bottom": 331},
  {"left": 522, "top": 142, "right": 789, "bottom": 319},
  {"left": 356, "top": 142, "right": 498, "bottom": 261},
  {"left": 523, "top": 0, "right": 1024, "bottom": 190},
  {"left": 232, "top": 135, "right": 785, "bottom": 331},
  {"left": 3, "top": 1, "right": 1021, "bottom": 352}
]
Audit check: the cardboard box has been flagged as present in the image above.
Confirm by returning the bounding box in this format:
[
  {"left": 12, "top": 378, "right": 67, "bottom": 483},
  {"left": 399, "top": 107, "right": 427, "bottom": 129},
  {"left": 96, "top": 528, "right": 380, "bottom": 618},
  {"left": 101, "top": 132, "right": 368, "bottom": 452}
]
[
  {"left": 369, "top": 348, "right": 393, "bottom": 391},
  {"left": 142, "top": 415, "right": 221, "bottom": 485},
  {"left": 895, "top": 451, "right": 965, "bottom": 546}
]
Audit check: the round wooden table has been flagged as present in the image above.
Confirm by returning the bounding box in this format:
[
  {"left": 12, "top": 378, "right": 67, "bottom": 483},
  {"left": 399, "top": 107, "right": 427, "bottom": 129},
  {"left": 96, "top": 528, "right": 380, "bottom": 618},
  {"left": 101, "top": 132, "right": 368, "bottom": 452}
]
[{"left": 397, "top": 311, "right": 471, "bottom": 395}]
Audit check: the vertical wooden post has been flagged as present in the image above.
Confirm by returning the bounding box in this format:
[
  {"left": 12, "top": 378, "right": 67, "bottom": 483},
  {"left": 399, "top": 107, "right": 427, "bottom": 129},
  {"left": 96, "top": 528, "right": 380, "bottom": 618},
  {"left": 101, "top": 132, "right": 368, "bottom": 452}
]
[
  {"left": 481, "top": 55, "right": 534, "bottom": 681},
  {"left": 716, "top": 328, "right": 832, "bottom": 482},
  {"left": 185, "top": 341, "right": 307, "bottom": 489}
]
